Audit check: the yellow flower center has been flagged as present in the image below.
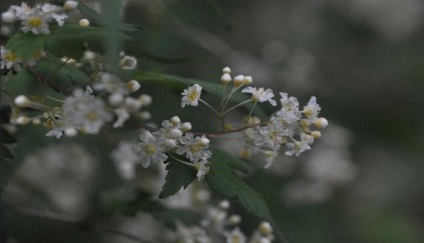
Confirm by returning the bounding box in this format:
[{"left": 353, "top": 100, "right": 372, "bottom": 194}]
[
  {"left": 28, "top": 16, "right": 43, "bottom": 27},
  {"left": 144, "top": 144, "right": 157, "bottom": 155},
  {"left": 189, "top": 143, "right": 203, "bottom": 153},
  {"left": 187, "top": 91, "right": 198, "bottom": 101},
  {"left": 4, "top": 51, "right": 17, "bottom": 62},
  {"left": 85, "top": 111, "right": 98, "bottom": 121}
]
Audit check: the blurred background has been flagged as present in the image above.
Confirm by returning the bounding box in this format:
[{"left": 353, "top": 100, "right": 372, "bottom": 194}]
[{"left": 2, "top": 0, "right": 424, "bottom": 242}]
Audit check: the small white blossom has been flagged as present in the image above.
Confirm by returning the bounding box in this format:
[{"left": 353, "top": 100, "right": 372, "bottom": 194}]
[
  {"left": 63, "top": 87, "right": 112, "bottom": 134},
  {"left": 194, "top": 160, "right": 210, "bottom": 181},
  {"left": 303, "top": 96, "right": 321, "bottom": 120},
  {"left": 224, "top": 227, "right": 246, "bottom": 243},
  {"left": 181, "top": 84, "right": 202, "bottom": 108},
  {"left": 285, "top": 133, "right": 314, "bottom": 157},
  {"left": 1, "top": 46, "right": 21, "bottom": 71},
  {"left": 112, "top": 141, "right": 139, "bottom": 180},
  {"left": 177, "top": 133, "right": 212, "bottom": 163},
  {"left": 113, "top": 108, "right": 130, "bottom": 128},
  {"left": 133, "top": 131, "right": 167, "bottom": 168},
  {"left": 242, "top": 87, "right": 277, "bottom": 106},
  {"left": 20, "top": 7, "right": 51, "bottom": 35},
  {"left": 120, "top": 55, "right": 137, "bottom": 70}
]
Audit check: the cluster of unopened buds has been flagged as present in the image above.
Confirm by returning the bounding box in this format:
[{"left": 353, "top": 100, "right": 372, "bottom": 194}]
[{"left": 179, "top": 66, "right": 328, "bottom": 169}]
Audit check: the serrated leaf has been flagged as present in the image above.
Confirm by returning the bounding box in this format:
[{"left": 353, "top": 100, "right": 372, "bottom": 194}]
[
  {"left": 133, "top": 72, "right": 268, "bottom": 119},
  {"left": 0, "top": 128, "right": 17, "bottom": 144},
  {"left": 30, "top": 57, "right": 90, "bottom": 93},
  {"left": 6, "top": 32, "right": 46, "bottom": 59},
  {"left": 159, "top": 161, "right": 197, "bottom": 199},
  {"left": 206, "top": 154, "right": 287, "bottom": 242},
  {"left": 209, "top": 146, "right": 252, "bottom": 173}
]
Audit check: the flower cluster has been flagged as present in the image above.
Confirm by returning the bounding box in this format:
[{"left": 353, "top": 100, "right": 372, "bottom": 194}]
[
  {"left": 175, "top": 200, "right": 275, "bottom": 243},
  {"left": 1, "top": 2, "right": 72, "bottom": 35},
  {"left": 180, "top": 66, "right": 328, "bottom": 169},
  {"left": 12, "top": 73, "right": 148, "bottom": 139},
  {"left": 132, "top": 116, "right": 211, "bottom": 180}
]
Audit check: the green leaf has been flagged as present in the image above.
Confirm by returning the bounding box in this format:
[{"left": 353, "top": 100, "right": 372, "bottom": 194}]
[
  {"left": 133, "top": 72, "right": 268, "bottom": 119},
  {"left": 209, "top": 146, "right": 253, "bottom": 174},
  {"left": 0, "top": 128, "right": 15, "bottom": 199},
  {"left": 6, "top": 32, "right": 46, "bottom": 59},
  {"left": 30, "top": 57, "right": 90, "bottom": 93},
  {"left": 0, "top": 128, "right": 17, "bottom": 144},
  {"left": 206, "top": 153, "right": 287, "bottom": 242},
  {"left": 159, "top": 161, "right": 197, "bottom": 199}
]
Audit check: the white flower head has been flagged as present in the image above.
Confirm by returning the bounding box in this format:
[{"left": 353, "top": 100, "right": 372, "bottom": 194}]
[
  {"left": 1, "top": 46, "right": 21, "bottom": 71},
  {"left": 194, "top": 160, "right": 210, "bottom": 181},
  {"left": 285, "top": 133, "right": 314, "bottom": 157},
  {"left": 181, "top": 84, "right": 202, "bottom": 108},
  {"left": 224, "top": 227, "right": 246, "bottom": 243},
  {"left": 303, "top": 96, "right": 321, "bottom": 120},
  {"left": 177, "top": 133, "right": 212, "bottom": 163},
  {"left": 242, "top": 87, "right": 277, "bottom": 106},
  {"left": 63, "top": 87, "right": 112, "bottom": 134},
  {"left": 20, "top": 7, "right": 51, "bottom": 35},
  {"left": 112, "top": 141, "right": 139, "bottom": 180},
  {"left": 133, "top": 131, "right": 168, "bottom": 168}
]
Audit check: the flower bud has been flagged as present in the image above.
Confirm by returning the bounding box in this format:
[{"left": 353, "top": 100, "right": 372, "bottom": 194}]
[
  {"left": 243, "top": 76, "right": 252, "bottom": 85},
  {"left": 14, "top": 95, "right": 31, "bottom": 107},
  {"left": 170, "top": 116, "right": 181, "bottom": 125},
  {"left": 79, "top": 19, "right": 90, "bottom": 27},
  {"left": 227, "top": 215, "right": 242, "bottom": 225},
  {"left": 169, "top": 128, "right": 182, "bottom": 139},
  {"left": 139, "top": 94, "right": 152, "bottom": 106},
  {"left": 1, "top": 11, "right": 16, "bottom": 23},
  {"left": 32, "top": 118, "right": 41, "bottom": 125},
  {"left": 164, "top": 139, "right": 177, "bottom": 148},
  {"left": 1, "top": 26, "right": 10, "bottom": 36},
  {"left": 313, "top": 117, "right": 328, "bottom": 129},
  {"left": 108, "top": 93, "right": 124, "bottom": 106},
  {"left": 218, "top": 200, "right": 230, "bottom": 210},
  {"left": 222, "top": 66, "right": 231, "bottom": 74},
  {"left": 199, "top": 137, "right": 210, "bottom": 146},
  {"left": 138, "top": 111, "right": 151, "bottom": 120},
  {"left": 63, "top": 1, "right": 78, "bottom": 11},
  {"left": 220, "top": 73, "right": 232, "bottom": 84},
  {"left": 233, "top": 75, "right": 244, "bottom": 87},
  {"left": 259, "top": 222, "right": 273, "bottom": 235},
  {"left": 64, "top": 127, "right": 78, "bottom": 137},
  {"left": 181, "top": 122, "right": 192, "bottom": 132},
  {"left": 311, "top": 131, "right": 322, "bottom": 139},
  {"left": 126, "top": 80, "right": 140, "bottom": 92},
  {"left": 16, "top": 116, "right": 31, "bottom": 125},
  {"left": 120, "top": 55, "right": 137, "bottom": 70}
]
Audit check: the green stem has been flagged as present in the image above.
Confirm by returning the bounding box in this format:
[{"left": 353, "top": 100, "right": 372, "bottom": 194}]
[{"left": 222, "top": 99, "right": 252, "bottom": 115}]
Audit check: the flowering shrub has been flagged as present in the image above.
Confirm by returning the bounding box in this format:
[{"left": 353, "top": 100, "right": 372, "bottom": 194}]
[{"left": 0, "top": 1, "right": 334, "bottom": 243}]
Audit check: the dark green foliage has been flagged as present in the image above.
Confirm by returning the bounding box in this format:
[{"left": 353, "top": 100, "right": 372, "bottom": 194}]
[
  {"left": 6, "top": 32, "right": 46, "bottom": 59},
  {"left": 159, "top": 161, "right": 197, "bottom": 199},
  {"left": 0, "top": 128, "right": 16, "bottom": 199}
]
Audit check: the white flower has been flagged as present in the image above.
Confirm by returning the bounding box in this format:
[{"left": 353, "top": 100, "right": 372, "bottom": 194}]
[
  {"left": 133, "top": 131, "right": 167, "bottom": 168},
  {"left": 241, "top": 87, "right": 277, "bottom": 106},
  {"left": 113, "top": 108, "right": 130, "bottom": 128},
  {"left": 177, "top": 133, "right": 212, "bottom": 163},
  {"left": 224, "top": 227, "right": 246, "bottom": 243},
  {"left": 181, "top": 84, "right": 202, "bottom": 108},
  {"left": 40, "top": 3, "right": 67, "bottom": 27},
  {"left": 285, "top": 133, "right": 314, "bottom": 157},
  {"left": 63, "top": 87, "right": 112, "bottom": 134},
  {"left": 1, "top": 46, "right": 21, "bottom": 71},
  {"left": 194, "top": 160, "right": 210, "bottom": 181},
  {"left": 276, "top": 92, "right": 301, "bottom": 124},
  {"left": 303, "top": 96, "right": 321, "bottom": 120},
  {"left": 112, "top": 141, "right": 139, "bottom": 180},
  {"left": 43, "top": 107, "right": 75, "bottom": 139},
  {"left": 253, "top": 123, "right": 290, "bottom": 151},
  {"left": 20, "top": 7, "right": 51, "bottom": 35},
  {"left": 120, "top": 55, "right": 137, "bottom": 70}
]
